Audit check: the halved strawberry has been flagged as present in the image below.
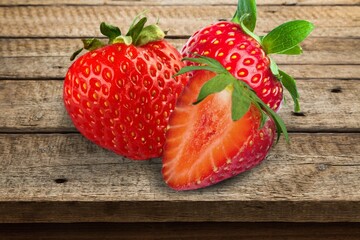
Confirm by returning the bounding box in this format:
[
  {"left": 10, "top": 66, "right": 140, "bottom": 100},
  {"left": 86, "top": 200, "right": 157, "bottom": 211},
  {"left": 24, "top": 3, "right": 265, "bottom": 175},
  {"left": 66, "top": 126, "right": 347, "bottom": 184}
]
[
  {"left": 161, "top": 0, "right": 314, "bottom": 190},
  {"left": 162, "top": 56, "right": 286, "bottom": 190},
  {"left": 162, "top": 70, "right": 275, "bottom": 190}
]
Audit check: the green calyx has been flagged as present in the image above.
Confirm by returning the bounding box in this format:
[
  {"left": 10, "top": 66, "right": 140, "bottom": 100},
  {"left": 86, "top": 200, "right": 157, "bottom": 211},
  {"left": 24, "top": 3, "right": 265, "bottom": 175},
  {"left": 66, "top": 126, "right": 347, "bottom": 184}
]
[
  {"left": 175, "top": 56, "right": 289, "bottom": 143},
  {"left": 70, "top": 14, "right": 165, "bottom": 61},
  {"left": 231, "top": 0, "right": 314, "bottom": 113}
]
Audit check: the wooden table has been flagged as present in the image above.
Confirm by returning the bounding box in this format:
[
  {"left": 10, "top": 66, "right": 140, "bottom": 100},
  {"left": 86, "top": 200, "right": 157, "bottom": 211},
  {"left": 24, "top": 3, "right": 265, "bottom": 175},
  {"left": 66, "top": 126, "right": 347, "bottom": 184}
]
[{"left": 0, "top": 0, "right": 359, "bottom": 239}]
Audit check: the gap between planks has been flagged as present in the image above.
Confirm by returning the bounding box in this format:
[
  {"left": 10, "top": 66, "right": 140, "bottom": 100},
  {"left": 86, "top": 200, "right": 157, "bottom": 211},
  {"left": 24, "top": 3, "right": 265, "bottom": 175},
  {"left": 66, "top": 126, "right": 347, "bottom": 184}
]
[{"left": 0, "top": 222, "right": 360, "bottom": 239}]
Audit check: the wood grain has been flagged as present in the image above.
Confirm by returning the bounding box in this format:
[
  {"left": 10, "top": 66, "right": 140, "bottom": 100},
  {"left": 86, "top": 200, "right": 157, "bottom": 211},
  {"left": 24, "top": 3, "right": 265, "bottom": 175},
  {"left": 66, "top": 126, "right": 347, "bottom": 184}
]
[
  {"left": 0, "top": 133, "right": 359, "bottom": 222},
  {"left": 1, "top": 222, "right": 360, "bottom": 240},
  {"left": 0, "top": 6, "right": 358, "bottom": 38},
  {"left": 0, "top": 0, "right": 358, "bottom": 6},
  {"left": 1, "top": 55, "right": 359, "bottom": 79},
  {"left": 2, "top": 37, "right": 359, "bottom": 65},
  {"left": 0, "top": 79, "right": 359, "bottom": 133},
  {"left": 0, "top": 0, "right": 359, "bottom": 227}
]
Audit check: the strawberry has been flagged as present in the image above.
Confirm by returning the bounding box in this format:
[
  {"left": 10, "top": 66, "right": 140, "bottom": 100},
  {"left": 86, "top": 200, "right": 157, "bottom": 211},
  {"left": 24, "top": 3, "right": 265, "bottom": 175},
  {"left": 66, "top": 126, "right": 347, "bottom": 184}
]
[
  {"left": 162, "top": 0, "right": 314, "bottom": 190},
  {"left": 162, "top": 56, "right": 284, "bottom": 190},
  {"left": 181, "top": 0, "right": 314, "bottom": 113},
  {"left": 182, "top": 21, "right": 283, "bottom": 111},
  {"left": 162, "top": 70, "right": 276, "bottom": 190},
  {"left": 63, "top": 17, "right": 188, "bottom": 160}
]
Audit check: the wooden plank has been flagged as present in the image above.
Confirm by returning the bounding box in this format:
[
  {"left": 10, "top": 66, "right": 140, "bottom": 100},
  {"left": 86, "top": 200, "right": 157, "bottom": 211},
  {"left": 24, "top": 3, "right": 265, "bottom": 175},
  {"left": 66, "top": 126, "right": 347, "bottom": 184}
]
[
  {"left": 0, "top": 6, "right": 358, "bottom": 38},
  {"left": 0, "top": 79, "right": 359, "bottom": 133},
  {"left": 0, "top": 222, "right": 360, "bottom": 240},
  {"left": 0, "top": 133, "right": 359, "bottom": 222},
  {"left": 0, "top": 0, "right": 358, "bottom": 6},
  {"left": 1, "top": 37, "right": 358, "bottom": 65},
  {"left": 1, "top": 55, "right": 359, "bottom": 79}
]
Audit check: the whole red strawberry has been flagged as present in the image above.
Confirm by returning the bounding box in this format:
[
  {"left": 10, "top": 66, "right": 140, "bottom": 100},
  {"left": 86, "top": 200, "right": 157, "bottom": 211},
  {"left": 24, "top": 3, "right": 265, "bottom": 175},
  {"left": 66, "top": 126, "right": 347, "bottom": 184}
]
[
  {"left": 182, "top": 0, "right": 314, "bottom": 113},
  {"left": 63, "top": 17, "right": 188, "bottom": 160},
  {"left": 162, "top": 0, "right": 313, "bottom": 190}
]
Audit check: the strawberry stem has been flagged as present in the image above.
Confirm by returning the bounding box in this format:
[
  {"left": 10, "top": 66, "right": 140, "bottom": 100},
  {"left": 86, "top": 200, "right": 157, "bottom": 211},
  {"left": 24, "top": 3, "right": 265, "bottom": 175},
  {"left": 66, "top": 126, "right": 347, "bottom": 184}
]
[
  {"left": 231, "top": 0, "right": 257, "bottom": 32},
  {"left": 70, "top": 14, "right": 165, "bottom": 60},
  {"left": 100, "top": 22, "right": 121, "bottom": 43}
]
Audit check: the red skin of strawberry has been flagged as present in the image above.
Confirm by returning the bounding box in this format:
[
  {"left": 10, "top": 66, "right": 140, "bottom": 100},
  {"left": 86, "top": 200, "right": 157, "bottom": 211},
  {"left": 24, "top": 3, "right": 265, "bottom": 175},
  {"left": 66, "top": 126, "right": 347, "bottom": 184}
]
[
  {"left": 162, "top": 71, "right": 275, "bottom": 191},
  {"left": 182, "top": 21, "right": 283, "bottom": 111},
  {"left": 64, "top": 40, "right": 188, "bottom": 160}
]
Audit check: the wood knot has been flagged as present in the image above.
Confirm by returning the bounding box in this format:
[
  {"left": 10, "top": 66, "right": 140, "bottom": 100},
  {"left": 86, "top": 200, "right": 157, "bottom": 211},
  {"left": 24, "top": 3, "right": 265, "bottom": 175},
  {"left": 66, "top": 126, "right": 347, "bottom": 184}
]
[
  {"left": 331, "top": 87, "right": 342, "bottom": 93},
  {"left": 54, "top": 178, "right": 68, "bottom": 184},
  {"left": 316, "top": 163, "right": 328, "bottom": 171}
]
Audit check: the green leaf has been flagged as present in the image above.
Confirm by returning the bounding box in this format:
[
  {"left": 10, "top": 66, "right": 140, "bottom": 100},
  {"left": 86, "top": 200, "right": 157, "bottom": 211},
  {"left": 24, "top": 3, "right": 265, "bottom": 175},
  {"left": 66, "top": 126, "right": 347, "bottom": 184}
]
[
  {"left": 70, "top": 48, "right": 83, "bottom": 61},
  {"left": 231, "top": 81, "right": 251, "bottom": 121},
  {"left": 126, "top": 17, "right": 147, "bottom": 43},
  {"left": 279, "top": 70, "right": 300, "bottom": 112},
  {"left": 278, "top": 45, "right": 303, "bottom": 55},
  {"left": 70, "top": 38, "right": 105, "bottom": 60},
  {"left": 112, "top": 35, "right": 133, "bottom": 45},
  {"left": 135, "top": 24, "right": 165, "bottom": 46},
  {"left": 269, "top": 57, "right": 280, "bottom": 77},
  {"left": 128, "top": 10, "right": 149, "bottom": 29},
  {"left": 283, "top": 95, "right": 288, "bottom": 107},
  {"left": 231, "top": 0, "right": 257, "bottom": 32},
  {"left": 254, "top": 95, "right": 289, "bottom": 143},
  {"left": 239, "top": 14, "right": 262, "bottom": 44},
  {"left": 183, "top": 56, "right": 226, "bottom": 72},
  {"left": 82, "top": 38, "right": 105, "bottom": 51},
  {"left": 247, "top": 98, "right": 267, "bottom": 129},
  {"left": 174, "top": 56, "right": 228, "bottom": 77},
  {"left": 100, "top": 22, "right": 121, "bottom": 42},
  {"left": 262, "top": 20, "right": 314, "bottom": 54},
  {"left": 260, "top": 111, "right": 268, "bottom": 129},
  {"left": 194, "top": 74, "right": 233, "bottom": 104},
  {"left": 174, "top": 65, "right": 220, "bottom": 77}
]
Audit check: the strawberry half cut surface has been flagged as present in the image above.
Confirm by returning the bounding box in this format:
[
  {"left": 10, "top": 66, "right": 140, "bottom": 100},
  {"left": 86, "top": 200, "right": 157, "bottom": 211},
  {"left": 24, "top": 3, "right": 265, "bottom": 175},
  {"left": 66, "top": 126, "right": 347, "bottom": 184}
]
[
  {"left": 63, "top": 16, "right": 188, "bottom": 160},
  {"left": 162, "top": 56, "right": 287, "bottom": 191},
  {"left": 163, "top": 70, "right": 276, "bottom": 191}
]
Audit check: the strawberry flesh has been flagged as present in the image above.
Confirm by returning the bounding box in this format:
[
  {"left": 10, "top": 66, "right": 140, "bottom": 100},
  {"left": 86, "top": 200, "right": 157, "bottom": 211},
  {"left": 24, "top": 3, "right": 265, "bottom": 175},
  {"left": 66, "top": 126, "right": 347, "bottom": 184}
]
[{"left": 162, "top": 71, "right": 275, "bottom": 190}]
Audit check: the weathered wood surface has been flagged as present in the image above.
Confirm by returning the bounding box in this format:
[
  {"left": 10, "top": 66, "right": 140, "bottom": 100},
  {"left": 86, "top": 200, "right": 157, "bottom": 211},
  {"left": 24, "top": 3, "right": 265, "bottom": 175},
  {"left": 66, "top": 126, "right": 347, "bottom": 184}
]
[
  {"left": 0, "top": 0, "right": 360, "bottom": 227},
  {"left": 1, "top": 222, "right": 360, "bottom": 240},
  {"left": 2, "top": 57, "right": 359, "bottom": 79},
  {"left": 1, "top": 37, "right": 359, "bottom": 80},
  {"left": 2, "top": 37, "right": 359, "bottom": 65},
  {"left": 0, "top": 79, "right": 359, "bottom": 133},
  {"left": 0, "top": 0, "right": 358, "bottom": 5},
  {"left": 0, "top": 133, "right": 359, "bottom": 222},
  {"left": 1, "top": 6, "right": 359, "bottom": 38}
]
